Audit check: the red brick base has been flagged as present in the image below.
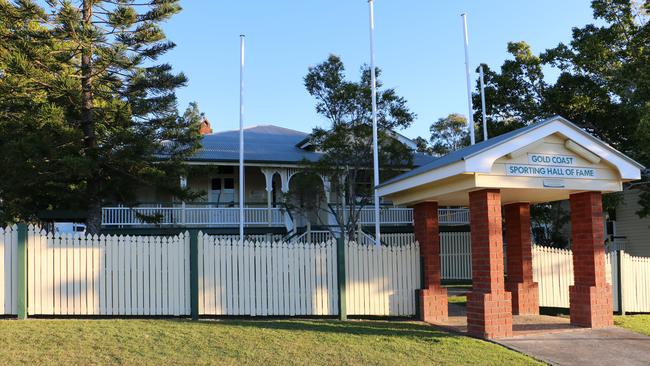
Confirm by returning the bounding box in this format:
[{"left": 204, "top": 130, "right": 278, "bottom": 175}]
[
  {"left": 467, "top": 291, "right": 513, "bottom": 339},
  {"left": 569, "top": 284, "right": 614, "bottom": 328},
  {"left": 418, "top": 287, "right": 448, "bottom": 323},
  {"left": 412, "top": 202, "right": 448, "bottom": 323},
  {"left": 467, "top": 189, "right": 513, "bottom": 339},
  {"left": 506, "top": 282, "right": 539, "bottom": 315},
  {"left": 569, "top": 191, "right": 613, "bottom": 329}
]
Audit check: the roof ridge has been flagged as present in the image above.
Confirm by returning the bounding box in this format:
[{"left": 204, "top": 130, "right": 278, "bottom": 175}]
[{"left": 209, "top": 124, "right": 309, "bottom": 135}]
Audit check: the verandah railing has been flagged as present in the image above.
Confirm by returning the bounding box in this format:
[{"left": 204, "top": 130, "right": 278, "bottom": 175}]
[
  {"left": 102, "top": 204, "right": 471, "bottom": 227},
  {"left": 101, "top": 206, "right": 285, "bottom": 227}
]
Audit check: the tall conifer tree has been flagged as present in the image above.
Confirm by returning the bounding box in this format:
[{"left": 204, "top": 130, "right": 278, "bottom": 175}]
[{"left": 0, "top": 0, "right": 200, "bottom": 232}]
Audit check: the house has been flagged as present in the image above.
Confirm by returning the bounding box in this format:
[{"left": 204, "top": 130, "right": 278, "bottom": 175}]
[
  {"left": 101, "top": 120, "right": 470, "bottom": 234},
  {"left": 611, "top": 187, "right": 650, "bottom": 256}
]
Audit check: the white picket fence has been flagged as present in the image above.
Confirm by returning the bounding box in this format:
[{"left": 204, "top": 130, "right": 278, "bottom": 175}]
[
  {"left": 198, "top": 235, "right": 338, "bottom": 316},
  {"left": 0, "top": 226, "right": 18, "bottom": 315},
  {"left": 26, "top": 226, "right": 190, "bottom": 316},
  {"left": 294, "top": 231, "right": 470, "bottom": 281},
  {"left": 378, "top": 232, "right": 472, "bottom": 280},
  {"left": 534, "top": 245, "right": 650, "bottom": 313},
  {"left": 345, "top": 241, "right": 420, "bottom": 316},
  {"left": 619, "top": 252, "right": 650, "bottom": 313},
  {"left": 197, "top": 234, "right": 421, "bottom": 317}
]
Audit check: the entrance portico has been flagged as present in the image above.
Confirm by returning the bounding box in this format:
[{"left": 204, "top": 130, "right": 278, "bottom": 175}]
[{"left": 377, "top": 116, "right": 644, "bottom": 339}]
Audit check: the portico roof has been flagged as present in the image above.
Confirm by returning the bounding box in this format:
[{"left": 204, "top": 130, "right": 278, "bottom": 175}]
[{"left": 378, "top": 116, "right": 644, "bottom": 206}]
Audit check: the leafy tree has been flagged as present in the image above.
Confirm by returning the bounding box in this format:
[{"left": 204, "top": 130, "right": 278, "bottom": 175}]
[
  {"left": 473, "top": 0, "right": 650, "bottom": 218},
  {"left": 427, "top": 113, "right": 469, "bottom": 156},
  {"left": 287, "top": 55, "right": 416, "bottom": 240},
  {"left": 0, "top": 0, "right": 201, "bottom": 233}
]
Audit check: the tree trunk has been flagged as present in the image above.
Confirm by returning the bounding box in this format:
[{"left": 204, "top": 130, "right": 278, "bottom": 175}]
[{"left": 81, "top": 1, "right": 101, "bottom": 234}]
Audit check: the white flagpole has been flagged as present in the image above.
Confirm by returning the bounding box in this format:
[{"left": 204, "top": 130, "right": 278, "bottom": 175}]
[
  {"left": 239, "top": 35, "right": 245, "bottom": 242},
  {"left": 368, "top": 0, "right": 381, "bottom": 245},
  {"left": 461, "top": 13, "right": 476, "bottom": 145},
  {"left": 479, "top": 65, "right": 488, "bottom": 141}
]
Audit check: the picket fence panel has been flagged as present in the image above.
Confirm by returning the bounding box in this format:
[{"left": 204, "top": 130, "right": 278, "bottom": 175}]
[
  {"left": 345, "top": 241, "right": 420, "bottom": 316},
  {"left": 198, "top": 235, "right": 338, "bottom": 316},
  {"left": 620, "top": 252, "right": 650, "bottom": 313},
  {"left": 26, "top": 226, "right": 190, "bottom": 316},
  {"left": 532, "top": 245, "right": 615, "bottom": 309},
  {"left": 0, "top": 226, "right": 18, "bottom": 315}
]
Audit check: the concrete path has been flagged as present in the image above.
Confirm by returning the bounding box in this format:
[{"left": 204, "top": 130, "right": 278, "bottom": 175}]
[{"left": 497, "top": 327, "right": 650, "bottom": 366}]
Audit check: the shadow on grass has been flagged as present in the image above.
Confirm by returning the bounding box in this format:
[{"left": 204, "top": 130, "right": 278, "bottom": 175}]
[{"left": 187, "top": 318, "right": 456, "bottom": 341}]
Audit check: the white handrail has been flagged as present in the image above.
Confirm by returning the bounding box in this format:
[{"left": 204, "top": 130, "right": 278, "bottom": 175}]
[
  {"left": 102, "top": 206, "right": 470, "bottom": 227},
  {"left": 101, "top": 206, "right": 285, "bottom": 227}
]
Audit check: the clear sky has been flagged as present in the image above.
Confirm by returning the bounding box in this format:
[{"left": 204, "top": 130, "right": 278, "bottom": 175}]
[{"left": 162, "top": 1, "right": 596, "bottom": 140}]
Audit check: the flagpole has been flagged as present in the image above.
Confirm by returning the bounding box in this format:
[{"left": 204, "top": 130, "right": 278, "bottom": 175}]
[
  {"left": 368, "top": 0, "right": 381, "bottom": 245},
  {"left": 239, "top": 34, "right": 245, "bottom": 242},
  {"left": 479, "top": 65, "right": 488, "bottom": 141},
  {"left": 461, "top": 13, "right": 476, "bottom": 145}
]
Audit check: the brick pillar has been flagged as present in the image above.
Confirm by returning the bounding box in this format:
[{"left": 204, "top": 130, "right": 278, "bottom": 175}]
[
  {"left": 504, "top": 202, "right": 539, "bottom": 315},
  {"left": 467, "top": 189, "right": 512, "bottom": 339},
  {"left": 569, "top": 191, "right": 613, "bottom": 328},
  {"left": 413, "top": 202, "right": 447, "bottom": 323}
]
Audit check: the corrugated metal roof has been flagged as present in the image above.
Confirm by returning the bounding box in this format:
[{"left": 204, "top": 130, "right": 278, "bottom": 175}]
[
  {"left": 189, "top": 125, "right": 319, "bottom": 163},
  {"left": 189, "top": 124, "right": 435, "bottom": 166}
]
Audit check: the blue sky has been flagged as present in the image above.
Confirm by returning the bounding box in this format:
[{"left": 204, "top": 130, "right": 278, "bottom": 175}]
[{"left": 163, "top": 1, "right": 596, "bottom": 140}]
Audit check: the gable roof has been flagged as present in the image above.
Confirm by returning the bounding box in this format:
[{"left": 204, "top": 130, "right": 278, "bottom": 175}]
[
  {"left": 378, "top": 115, "right": 645, "bottom": 190},
  {"left": 189, "top": 124, "right": 436, "bottom": 166}
]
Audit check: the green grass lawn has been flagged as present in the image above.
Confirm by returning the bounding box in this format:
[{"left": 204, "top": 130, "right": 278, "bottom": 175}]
[
  {"left": 615, "top": 315, "right": 650, "bottom": 336},
  {"left": 0, "top": 319, "right": 541, "bottom": 365}
]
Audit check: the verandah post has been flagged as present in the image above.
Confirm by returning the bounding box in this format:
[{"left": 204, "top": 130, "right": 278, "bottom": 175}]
[
  {"left": 16, "top": 223, "right": 27, "bottom": 319},
  {"left": 336, "top": 235, "right": 347, "bottom": 321},
  {"left": 189, "top": 229, "right": 199, "bottom": 320}
]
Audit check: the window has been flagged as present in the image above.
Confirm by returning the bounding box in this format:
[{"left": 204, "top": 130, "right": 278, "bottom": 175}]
[{"left": 210, "top": 177, "right": 235, "bottom": 204}]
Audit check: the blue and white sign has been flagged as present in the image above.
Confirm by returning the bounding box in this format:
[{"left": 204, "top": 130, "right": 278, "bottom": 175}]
[
  {"left": 505, "top": 153, "right": 597, "bottom": 179},
  {"left": 505, "top": 164, "right": 596, "bottom": 178}
]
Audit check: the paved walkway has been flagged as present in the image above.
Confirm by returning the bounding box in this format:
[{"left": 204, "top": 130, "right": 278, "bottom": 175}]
[{"left": 497, "top": 327, "right": 650, "bottom": 366}]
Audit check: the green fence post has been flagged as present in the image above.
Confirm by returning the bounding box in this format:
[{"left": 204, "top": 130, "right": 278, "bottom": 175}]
[
  {"left": 617, "top": 249, "right": 625, "bottom": 316},
  {"left": 337, "top": 236, "right": 347, "bottom": 321},
  {"left": 17, "top": 223, "right": 27, "bottom": 319},
  {"left": 189, "top": 229, "right": 199, "bottom": 320}
]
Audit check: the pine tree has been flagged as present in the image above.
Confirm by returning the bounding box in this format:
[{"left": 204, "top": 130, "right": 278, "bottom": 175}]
[{"left": 0, "top": 0, "right": 201, "bottom": 232}]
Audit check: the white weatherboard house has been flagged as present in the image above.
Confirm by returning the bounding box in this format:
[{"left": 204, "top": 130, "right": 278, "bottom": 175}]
[{"left": 101, "top": 122, "right": 469, "bottom": 233}]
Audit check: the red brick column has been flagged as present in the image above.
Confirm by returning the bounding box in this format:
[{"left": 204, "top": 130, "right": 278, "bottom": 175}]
[
  {"left": 413, "top": 202, "right": 447, "bottom": 323},
  {"left": 504, "top": 202, "right": 539, "bottom": 315},
  {"left": 467, "top": 189, "right": 512, "bottom": 338},
  {"left": 569, "top": 191, "right": 613, "bottom": 328}
]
